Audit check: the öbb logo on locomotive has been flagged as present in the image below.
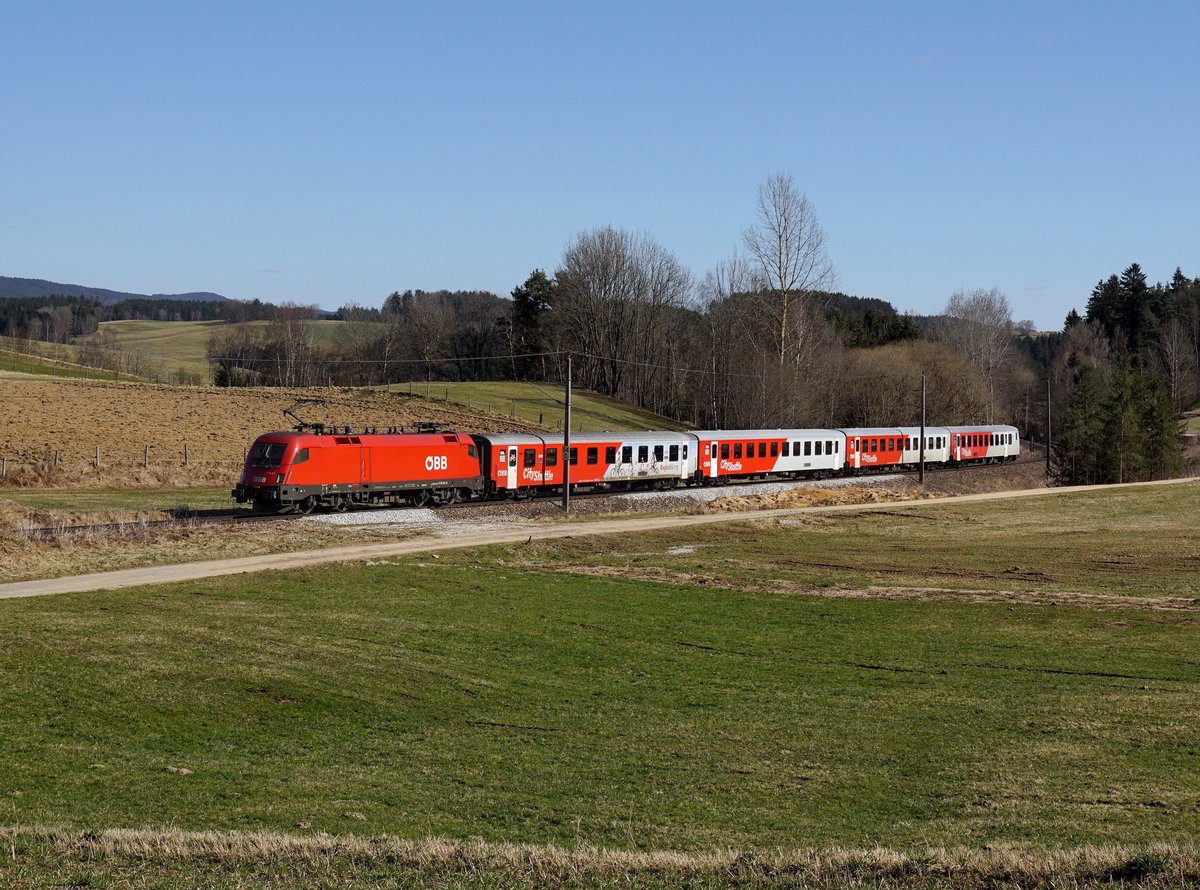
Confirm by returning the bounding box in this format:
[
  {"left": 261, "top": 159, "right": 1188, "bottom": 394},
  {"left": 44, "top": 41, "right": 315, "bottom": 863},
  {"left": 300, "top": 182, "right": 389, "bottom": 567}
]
[{"left": 232, "top": 424, "right": 1020, "bottom": 513}]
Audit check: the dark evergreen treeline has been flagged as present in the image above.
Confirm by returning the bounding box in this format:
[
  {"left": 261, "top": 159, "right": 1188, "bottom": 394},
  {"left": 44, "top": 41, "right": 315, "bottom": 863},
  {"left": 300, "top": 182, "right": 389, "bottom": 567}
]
[
  {"left": 1051, "top": 263, "right": 1199, "bottom": 485},
  {"left": 0, "top": 295, "right": 276, "bottom": 343}
]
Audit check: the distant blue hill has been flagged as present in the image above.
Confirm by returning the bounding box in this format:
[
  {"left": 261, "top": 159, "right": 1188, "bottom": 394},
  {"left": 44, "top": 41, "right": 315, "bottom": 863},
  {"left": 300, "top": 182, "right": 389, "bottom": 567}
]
[{"left": 0, "top": 276, "right": 230, "bottom": 305}]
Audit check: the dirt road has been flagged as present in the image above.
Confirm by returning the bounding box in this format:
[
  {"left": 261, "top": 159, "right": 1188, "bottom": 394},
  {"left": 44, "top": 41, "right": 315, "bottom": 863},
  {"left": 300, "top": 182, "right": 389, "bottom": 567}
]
[{"left": 1, "top": 476, "right": 1195, "bottom": 600}]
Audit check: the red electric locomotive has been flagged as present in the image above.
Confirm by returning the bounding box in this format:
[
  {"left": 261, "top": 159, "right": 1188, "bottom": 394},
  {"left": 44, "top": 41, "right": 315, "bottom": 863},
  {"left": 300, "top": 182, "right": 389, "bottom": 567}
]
[{"left": 233, "top": 428, "right": 483, "bottom": 513}]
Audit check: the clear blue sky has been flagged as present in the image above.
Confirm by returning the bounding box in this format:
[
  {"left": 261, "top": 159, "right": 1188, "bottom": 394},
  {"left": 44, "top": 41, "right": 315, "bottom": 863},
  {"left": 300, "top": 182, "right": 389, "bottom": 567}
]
[{"left": 2, "top": 1, "right": 1196, "bottom": 330}]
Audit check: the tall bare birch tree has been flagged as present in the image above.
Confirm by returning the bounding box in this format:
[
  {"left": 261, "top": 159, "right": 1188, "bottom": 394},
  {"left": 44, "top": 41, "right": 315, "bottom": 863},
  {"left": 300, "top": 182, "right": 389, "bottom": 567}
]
[
  {"left": 742, "top": 173, "right": 836, "bottom": 365},
  {"left": 938, "top": 287, "right": 1014, "bottom": 421}
]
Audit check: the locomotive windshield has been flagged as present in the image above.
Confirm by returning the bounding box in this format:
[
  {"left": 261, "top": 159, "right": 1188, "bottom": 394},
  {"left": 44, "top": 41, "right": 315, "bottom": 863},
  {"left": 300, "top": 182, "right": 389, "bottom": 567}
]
[{"left": 248, "top": 442, "right": 287, "bottom": 468}]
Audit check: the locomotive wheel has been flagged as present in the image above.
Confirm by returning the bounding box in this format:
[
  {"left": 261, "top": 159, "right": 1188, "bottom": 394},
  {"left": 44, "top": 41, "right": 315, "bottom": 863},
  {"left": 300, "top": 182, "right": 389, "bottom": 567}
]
[
  {"left": 334, "top": 497, "right": 349, "bottom": 513},
  {"left": 295, "top": 497, "right": 316, "bottom": 515}
]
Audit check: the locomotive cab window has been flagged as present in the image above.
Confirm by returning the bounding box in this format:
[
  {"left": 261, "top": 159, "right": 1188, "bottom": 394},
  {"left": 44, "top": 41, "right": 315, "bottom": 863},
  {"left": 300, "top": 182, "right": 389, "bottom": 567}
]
[
  {"left": 291, "top": 447, "right": 309, "bottom": 465},
  {"left": 546, "top": 448, "right": 558, "bottom": 467},
  {"left": 467, "top": 445, "right": 478, "bottom": 459},
  {"left": 248, "top": 442, "right": 287, "bottom": 469},
  {"left": 587, "top": 447, "right": 598, "bottom": 465}
]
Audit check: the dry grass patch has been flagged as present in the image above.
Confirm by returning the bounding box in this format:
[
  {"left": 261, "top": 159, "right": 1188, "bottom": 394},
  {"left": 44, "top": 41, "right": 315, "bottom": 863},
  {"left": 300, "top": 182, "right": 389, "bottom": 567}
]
[
  {"left": 552, "top": 563, "right": 1200, "bottom": 614},
  {"left": 0, "top": 515, "right": 363, "bottom": 583},
  {"left": 0, "top": 828, "right": 1195, "bottom": 888},
  {"left": 0, "top": 378, "right": 543, "bottom": 487}
]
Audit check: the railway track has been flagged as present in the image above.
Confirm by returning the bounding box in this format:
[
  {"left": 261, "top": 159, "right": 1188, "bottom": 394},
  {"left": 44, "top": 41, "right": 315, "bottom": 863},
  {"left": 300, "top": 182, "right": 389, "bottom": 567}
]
[{"left": 16, "top": 456, "right": 1040, "bottom": 541}]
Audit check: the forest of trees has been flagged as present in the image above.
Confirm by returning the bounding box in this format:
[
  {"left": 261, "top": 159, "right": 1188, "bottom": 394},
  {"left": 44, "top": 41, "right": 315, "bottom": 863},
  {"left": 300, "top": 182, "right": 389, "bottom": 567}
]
[{"left": 1050, "top": 263, "right": 1199, "bottom": 484}]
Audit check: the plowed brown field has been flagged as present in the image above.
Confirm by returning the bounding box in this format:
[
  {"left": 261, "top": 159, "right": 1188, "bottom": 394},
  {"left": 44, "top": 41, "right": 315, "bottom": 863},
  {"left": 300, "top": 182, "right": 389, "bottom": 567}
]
[{"left": 1, "top": 378, "right": 541, "bottom": 486}]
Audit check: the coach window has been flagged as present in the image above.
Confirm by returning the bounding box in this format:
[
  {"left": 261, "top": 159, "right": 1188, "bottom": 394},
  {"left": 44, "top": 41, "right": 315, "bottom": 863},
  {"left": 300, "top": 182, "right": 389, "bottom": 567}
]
[
  {"left": 524, "top": 448, "right": 536, "bottom": 468},
  {"left": 770, "top": 441, "right": 778, "bottom": 458},
  {"left": 587, "top": 447, "right": 598, "bottom": 465},
  {"left": 815, "top": 441, "right": 823, "bottom": 455},
  {"left": 669, "top": 444, "right": 679, "bottom": 461},
  {"left": 638, "top": 445, "right": 648, "bottom": 463},
  {"left": 497, "top": 449, "right": 506, "bottom": 465},
  {"left": 733, "top": 443, "right": 742, "bottom": 459},
  {"left": 754, "top": 442, "right": 762, "bottom": 458},
  {"left": 569, "top": 447, "right": 578, "bottom": 465},
  {"left": 804, "top": 441, "right": 812, "bottom": 456},
  {"left": 781, "top": 441, "right": 790, "bottom": 457},
  {"left": 744, "top": 441, "right": 753, "bottom": 457},
  {"left": 546, "top": 448, "right": 558, "bottom": 467},
  {"left": 683, "top": 445, "right": 688, "bottom": 459},
  {"left": 292, "top": 448, "right": 309, "bottom": 464},
  {"left": 654, "top": 445, "right": 664, "bottom": 462},
  {"left": 826, "top": 440, "right": 833, "bottom": 453},
  {"left": 721, "top": 444, "right": 729, "bottom": 459},
  {"left": 622, "top": 445, "right": 633, "bottom": 463},
  {"left": 605, "top": 446, "right": 616, "bottom": 464}
]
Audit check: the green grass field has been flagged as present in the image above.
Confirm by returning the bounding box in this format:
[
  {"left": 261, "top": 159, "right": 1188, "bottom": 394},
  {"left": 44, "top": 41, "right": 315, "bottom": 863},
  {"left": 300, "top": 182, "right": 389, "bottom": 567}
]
[
  {"left": 2, "top": 483, "right": 1199, "bottom": 888},
  {"left": 387, "top": 380, "right": 687, "bottom": 432}
]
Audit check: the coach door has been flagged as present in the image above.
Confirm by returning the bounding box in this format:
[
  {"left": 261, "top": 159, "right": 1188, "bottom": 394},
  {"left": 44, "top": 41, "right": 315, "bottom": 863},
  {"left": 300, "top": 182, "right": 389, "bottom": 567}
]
[
  {"left": 852, "top": 437, "right": 860, "bottom": 470},
  {"left": 507, "top": 447, "right": 519, "bottom": 490},
  {"left": 709, "top": 441, "right": 719, "bottom": 478}
]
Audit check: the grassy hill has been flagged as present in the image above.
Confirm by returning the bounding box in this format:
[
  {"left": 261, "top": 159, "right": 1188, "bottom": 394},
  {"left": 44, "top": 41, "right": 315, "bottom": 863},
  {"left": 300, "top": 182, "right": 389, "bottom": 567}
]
[
  {"left": 84, "top": 319, "right": 349, "bottom": 382},
  {"left": 0, "top": 484, "right": 1198, "bottom": 887},
  {"left": 388, "top": 380, "right": 687, "bottom": 432}
]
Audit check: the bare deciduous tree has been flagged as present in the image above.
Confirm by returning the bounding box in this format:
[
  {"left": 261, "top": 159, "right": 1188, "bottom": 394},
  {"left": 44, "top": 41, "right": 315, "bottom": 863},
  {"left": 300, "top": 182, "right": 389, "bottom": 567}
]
[
  {"left": 937, "top": 287, "right": 1014, "bottom": 421},
  {"left": 555, "top": 226, "right": 692, "bottom": 407},
  {"left": 741, "top": 173, "right": 836, "bottom": 365}
]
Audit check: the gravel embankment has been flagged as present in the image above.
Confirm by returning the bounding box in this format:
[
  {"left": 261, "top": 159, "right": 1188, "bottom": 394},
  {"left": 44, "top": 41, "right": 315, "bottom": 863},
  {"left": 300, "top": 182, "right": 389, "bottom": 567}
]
[{"left": 301, "top": 474, "right": 909, "bottom": 532}]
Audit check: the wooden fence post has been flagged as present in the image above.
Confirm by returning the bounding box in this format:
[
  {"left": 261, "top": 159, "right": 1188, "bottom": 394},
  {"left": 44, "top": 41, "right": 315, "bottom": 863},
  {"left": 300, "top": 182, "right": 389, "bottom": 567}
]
[
  {"left": 144, "top": 445, "right": 150, "bottom": 468},
  {"left": 95, "top": 446, "right": 101, "bottom": 469},
  {"left": 2, "top": 458, "right": 6, "bottom": 478},
  {"left": 183, "top": 442, "right": 189, "bottom": 466}
]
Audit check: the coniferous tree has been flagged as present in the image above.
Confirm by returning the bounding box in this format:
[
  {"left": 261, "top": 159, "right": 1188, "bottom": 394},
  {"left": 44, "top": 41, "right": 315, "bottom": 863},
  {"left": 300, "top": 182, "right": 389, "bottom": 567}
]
[
  {"left": 1142, "top": 376, "right": 1185, "bottom": 480},
  {"left": 1101, "top": 357, "right": 1147, "bottom": 483},
  {"left": 1053, "top": 361, "right": 1107, "bottom": 485}
]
